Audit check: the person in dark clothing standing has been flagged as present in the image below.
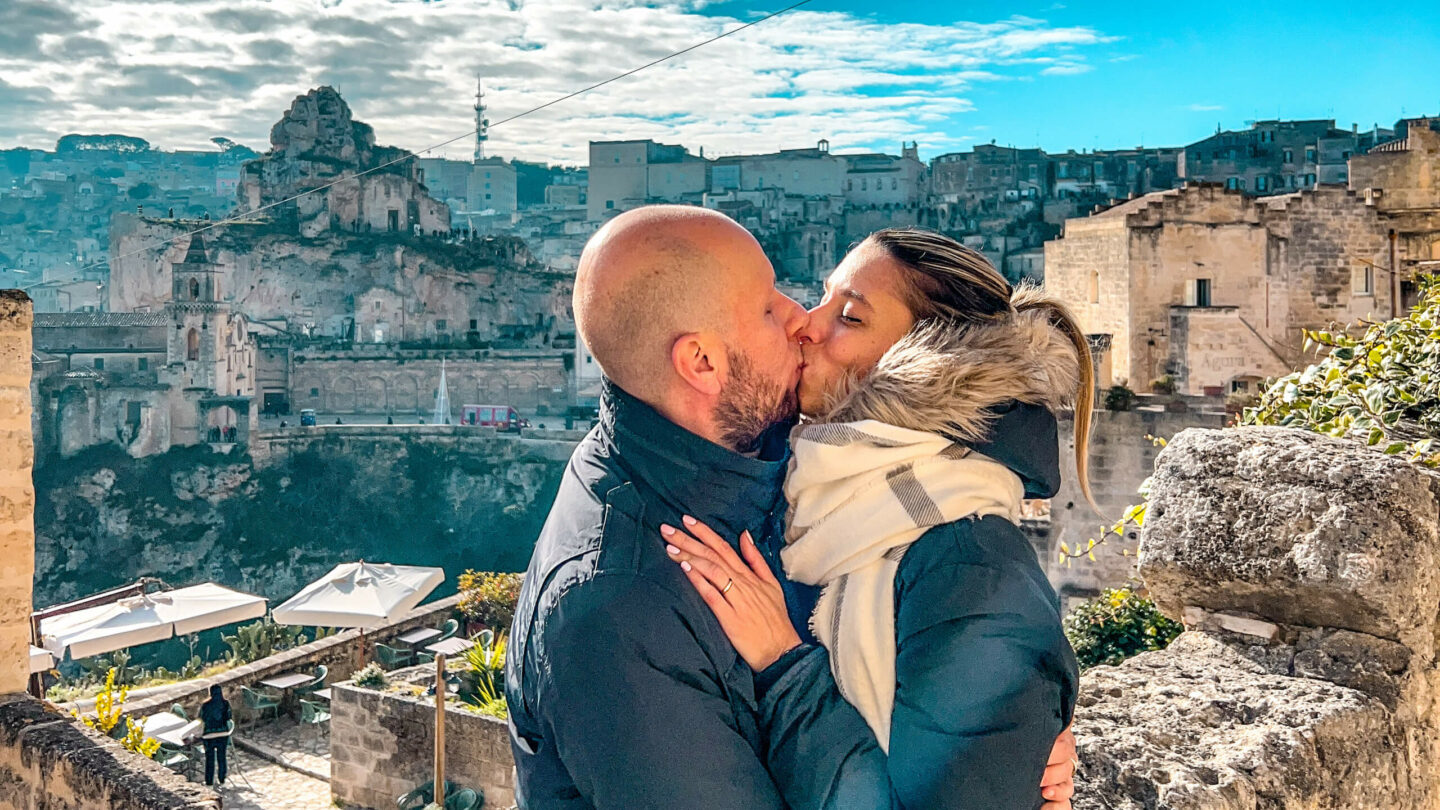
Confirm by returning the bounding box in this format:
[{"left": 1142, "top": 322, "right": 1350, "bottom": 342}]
[
  {"left": 200, "top": 685, "right": 232, "bottom": 786},
  {"left": 505, "top": 207, "right": 1077, "bottom": 810}
]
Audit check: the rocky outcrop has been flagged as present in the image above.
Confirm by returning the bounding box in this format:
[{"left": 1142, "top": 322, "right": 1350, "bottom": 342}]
[
  {"left": 1074, "top": 426, "right": 1440, "bottom": 809},
  {"left": 32, "top": 433, "right": 574, "bottom": 613}
]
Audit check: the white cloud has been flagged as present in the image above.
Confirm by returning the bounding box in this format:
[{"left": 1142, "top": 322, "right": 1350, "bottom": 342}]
[
  {"left": 1041, "top": 63, "right": 1092, "bottom": 76},
  {"left": 0, "top": 0, "right": 1115, "bottom": 162},
  {"left": 1186, "top": 103, "right": 1225, "bottom": 112}
]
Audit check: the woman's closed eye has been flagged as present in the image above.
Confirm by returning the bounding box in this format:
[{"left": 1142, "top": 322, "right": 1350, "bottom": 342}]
[{"left": 840, "top": 308, "right": 863, "bottom": 325}]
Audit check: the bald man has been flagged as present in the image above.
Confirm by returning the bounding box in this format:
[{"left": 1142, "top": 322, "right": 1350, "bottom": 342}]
[{"left": 505, "top": 206, "right": 857, "bottom": 809}]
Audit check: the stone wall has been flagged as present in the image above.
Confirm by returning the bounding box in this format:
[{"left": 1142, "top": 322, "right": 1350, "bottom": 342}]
[
  {"left": 286, "top": 349, "right": 570, "bottom": 416},
  {"left": 1040, "top": 407, "right": 1227, "bottom": 606},
  {"left": 331, "top": 677, "right": 515, "bottom": 810},
  {"left": 1043, "top": 214, "right": 1132, "bottom": 381},
  {"left": 1073, "top": 426, "right": 1440, "bottom": 808},
  {"left": 0, "top": 694, "right": 219, "bottom": 810},
  {"left": 0, "top": 291, "right": 35, "bottom": 692}
]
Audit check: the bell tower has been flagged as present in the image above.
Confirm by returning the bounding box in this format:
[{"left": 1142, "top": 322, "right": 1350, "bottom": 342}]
[{"left": 166, "top": 233, "right": 225, "bottom": 389}]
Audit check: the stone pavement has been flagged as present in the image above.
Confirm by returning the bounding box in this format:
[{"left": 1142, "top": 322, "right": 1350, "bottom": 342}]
[
  {"left": 244, "top": 717, "right": 332, "bottom": 779},
  {"left": 213, "top": 755, "right": 332, "bottom": 810}
]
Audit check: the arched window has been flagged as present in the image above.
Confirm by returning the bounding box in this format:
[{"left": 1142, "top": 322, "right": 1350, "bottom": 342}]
[
  {"left": 186, "top": 328, "right": 200, "bottom": 361},
  {"left": 1088, "top": 271, "right": 1100, "bottom": 304},
  {"left": 189, "top": 278, "right": 200, "bottom": 301}
]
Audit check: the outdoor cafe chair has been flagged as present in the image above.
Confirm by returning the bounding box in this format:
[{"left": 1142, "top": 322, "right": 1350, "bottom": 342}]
[
  {"left": 375, "top": 643, "right": 414, "bottom": 670},
  {"left": 299, "top": 699, "right": 331, "bottom": 754},
  {"left": 155, "top": 742, "right": 191, "bottom": 777},
  {"left": 433, "top": 619, "right": 459, "bottom": 643},
  {"left": 240, "top": 685, "right": 281, "bottom": 723},
  {"left": 415, "top": 651, "right": 435, "bottom": 666},
  {"left": 445, "top": 788, "right": 481, "bottom": 810},
  {"left": 396, "top": 779, "right": 459, "bottom": 810},
  {"left": 297, "top": 664, "right": 328, "bottom": 695},
  {"left": 170, "top": 703, "right": 188, "bottom": 720}
]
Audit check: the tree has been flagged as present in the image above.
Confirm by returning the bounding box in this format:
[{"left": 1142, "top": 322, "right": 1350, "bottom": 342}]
[
  {"left": 56, "top": 134, "right": 150, "bottom": 154},
  {"left": 127, "top": 183, "right": 153, "bottom": 200}
]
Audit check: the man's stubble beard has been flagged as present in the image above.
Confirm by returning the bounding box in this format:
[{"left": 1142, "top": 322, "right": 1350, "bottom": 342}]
[{"left": 714, "top": 348, "right": 799, "bottom": 454}]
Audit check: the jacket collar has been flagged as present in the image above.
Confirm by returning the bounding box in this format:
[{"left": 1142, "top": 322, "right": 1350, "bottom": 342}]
[
  {"left": 970, "top": 400, "right": 1062, "bottom": 499},
  {"left": 599, "top": 380, "right": 790, "bottom": 538}
]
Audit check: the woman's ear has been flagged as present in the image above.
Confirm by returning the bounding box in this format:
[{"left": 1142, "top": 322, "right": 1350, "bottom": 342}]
[{"left": 671, "top": 332, "right": 724, "bottom": 396}]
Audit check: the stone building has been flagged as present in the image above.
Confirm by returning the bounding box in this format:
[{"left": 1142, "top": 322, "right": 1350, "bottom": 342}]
[
  {"left": 843, "top": 144, "right": 926, "bottom": 209},
  {"left": 30, "top": 234, "right": 255, "bottom": 461},
  {"left": 1045, "top": 130, "right": 1440, "bottom": 395},
  {"left": 586, "top": 140, "right": 707, "bottom": 221},
  {"left": 930, "top": 144, "right": 1051, "bottom": 207},
  {"left": 274, "top": 346, "right": 570, "bottom": 418},
  {"left": 1180, "top": 118, "right": 1393, "bottom": 195},
  {"left": 710, "top": 142, "right": 846, "bottom": 198},
  {"left": 237, "top": 87, "right": 450, "bottom": 238}
]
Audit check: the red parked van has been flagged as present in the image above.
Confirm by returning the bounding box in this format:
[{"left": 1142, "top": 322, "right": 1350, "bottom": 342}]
[{"left": 461, "top": 404, "right": 530, "bottom": 433}]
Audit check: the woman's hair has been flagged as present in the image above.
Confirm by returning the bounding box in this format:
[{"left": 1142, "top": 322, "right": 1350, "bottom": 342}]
[{"left": 866, "top": 227, "right": 1099, "bottom": 514}]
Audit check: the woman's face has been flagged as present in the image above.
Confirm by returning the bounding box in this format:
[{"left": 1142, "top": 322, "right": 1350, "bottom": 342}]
[{"left": 797, "top": 241, "right": 917, "bottom": 416}]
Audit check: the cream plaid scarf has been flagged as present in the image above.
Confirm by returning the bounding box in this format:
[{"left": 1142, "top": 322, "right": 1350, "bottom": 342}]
[{"left": 781, "top": 419, "right": 1024, "bottom": 751}]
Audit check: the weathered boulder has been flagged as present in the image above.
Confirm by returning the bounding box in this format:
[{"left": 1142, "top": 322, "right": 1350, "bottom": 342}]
[
  {"left": 1075, "top": 633, "right": 1403, "bottom": 810},
  {"left": 1075, "top": 426, "right": 1440, "bottom": 809},
  {"left": 1140, "top": 426, "right": 1440, "bottom": 655}
]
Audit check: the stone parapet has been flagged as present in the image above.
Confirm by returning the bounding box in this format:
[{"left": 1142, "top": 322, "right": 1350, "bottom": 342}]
[
  {"left": 0, "top": 693, "right": 219, "bottom": 810},
  {"left": 330, "top": 675, "right": 515, "bottom": 810},
  {"left": 1076, "top": 426, "right": 1440, "bottom": 808}
]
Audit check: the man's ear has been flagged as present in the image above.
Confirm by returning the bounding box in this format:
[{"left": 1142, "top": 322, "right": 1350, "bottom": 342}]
[{"left": 670, "top": 332, "right": 724, "bottom": 396}]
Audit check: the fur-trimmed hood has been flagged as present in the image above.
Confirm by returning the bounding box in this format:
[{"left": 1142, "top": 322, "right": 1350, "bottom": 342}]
[{"left": 815, "top": 287, "right": 1082, "bottom": 445}]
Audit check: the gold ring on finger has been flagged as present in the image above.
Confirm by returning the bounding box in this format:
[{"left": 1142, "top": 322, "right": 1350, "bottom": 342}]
[{"left": 722, "top": 578, "right": 734, "bottom": 595}]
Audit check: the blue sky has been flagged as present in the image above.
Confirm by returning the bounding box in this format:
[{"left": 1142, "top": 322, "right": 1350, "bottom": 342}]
[
  {"left": 0, "top": 0, "right": 1435, "bottom": 162},
  {"left": 707, "top": 0, "right": 1440, "bottom": 154}
]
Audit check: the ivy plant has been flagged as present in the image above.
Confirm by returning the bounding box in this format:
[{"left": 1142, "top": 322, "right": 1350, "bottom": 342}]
[{"left": 1243, "top": 274, "right": 1440, "bottom": 466}]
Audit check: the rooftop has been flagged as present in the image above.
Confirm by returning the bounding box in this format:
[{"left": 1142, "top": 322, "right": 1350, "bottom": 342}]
[{"left": 33, "top": 311, "right": 170, "bottom": 328}]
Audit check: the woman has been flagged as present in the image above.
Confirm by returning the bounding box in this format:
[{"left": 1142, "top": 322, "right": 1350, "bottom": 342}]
[
  {"left": 200, "top": 684, "right": 232, "bottom": 787},
  {"left": 661, "top": 228, "right": 1090, "bottom": 808}
]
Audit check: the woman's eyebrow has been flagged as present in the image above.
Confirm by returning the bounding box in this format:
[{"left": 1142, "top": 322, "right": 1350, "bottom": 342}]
[{"left": 842, "top": 289, "right": 871, "bottom": 307}]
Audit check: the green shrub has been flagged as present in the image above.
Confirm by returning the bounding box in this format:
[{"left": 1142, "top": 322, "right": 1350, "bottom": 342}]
[
  {"left": 1064, "top": 587, "right": 1182, "bottom": 670},
  {"left": 1104, "top": 384, "right": 1136, "bottom": 412},
  {"left": 1244, "top": 274, "right": 1439, "bottom": 466},
  {"left": 457, "top": 571, "right": 522, "bottom": 630},
  {"left": 223, "top": 617, "right": 307, "bottom": 664},
  {"left": 1150, "top": 375, "right": 1177, "bottom": 396},
  {"left": 462, "top": 630, "right": 508, "bottom": 719}
]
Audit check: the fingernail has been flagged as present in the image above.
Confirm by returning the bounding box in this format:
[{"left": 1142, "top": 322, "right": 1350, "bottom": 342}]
[
  {"left": 741, "top": 531, "right": 753, "bottom": 544},
  {"left": 682, "top": 515, "right": 697, "bottom": 526},
  {"left": 666, "top": 545, "right": 680, "bottom": 556},
  {"left": 660, "top": 524, "right": 675, "bottom": 536},
  {"left": 681, "top": 561, "right": 692, "bottom": 572}
]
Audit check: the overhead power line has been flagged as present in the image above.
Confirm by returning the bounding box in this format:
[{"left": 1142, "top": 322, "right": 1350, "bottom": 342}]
[{"left": 88, "top": 0, "right": 816, "bottom": 274}]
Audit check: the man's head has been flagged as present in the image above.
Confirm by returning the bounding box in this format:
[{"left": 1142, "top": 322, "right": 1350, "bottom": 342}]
[{"left": 574, "top": 205, "right": 808, "bottom": 451}]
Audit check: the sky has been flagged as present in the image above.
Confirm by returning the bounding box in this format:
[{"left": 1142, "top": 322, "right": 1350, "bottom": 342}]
[{"left": 0, "top": 0, "right": 1437, "bottom": 165}]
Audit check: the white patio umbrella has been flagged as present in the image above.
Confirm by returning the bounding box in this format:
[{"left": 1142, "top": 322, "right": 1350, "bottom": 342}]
[
  {"left": 39, "top": 583, "right": 268, "bottom": 661},
  {"left": 29, "top": 645, "right": 54, "bottom": 674},
  {"left": 271, "top": 562, "right": 444, "bottom": 629}
]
